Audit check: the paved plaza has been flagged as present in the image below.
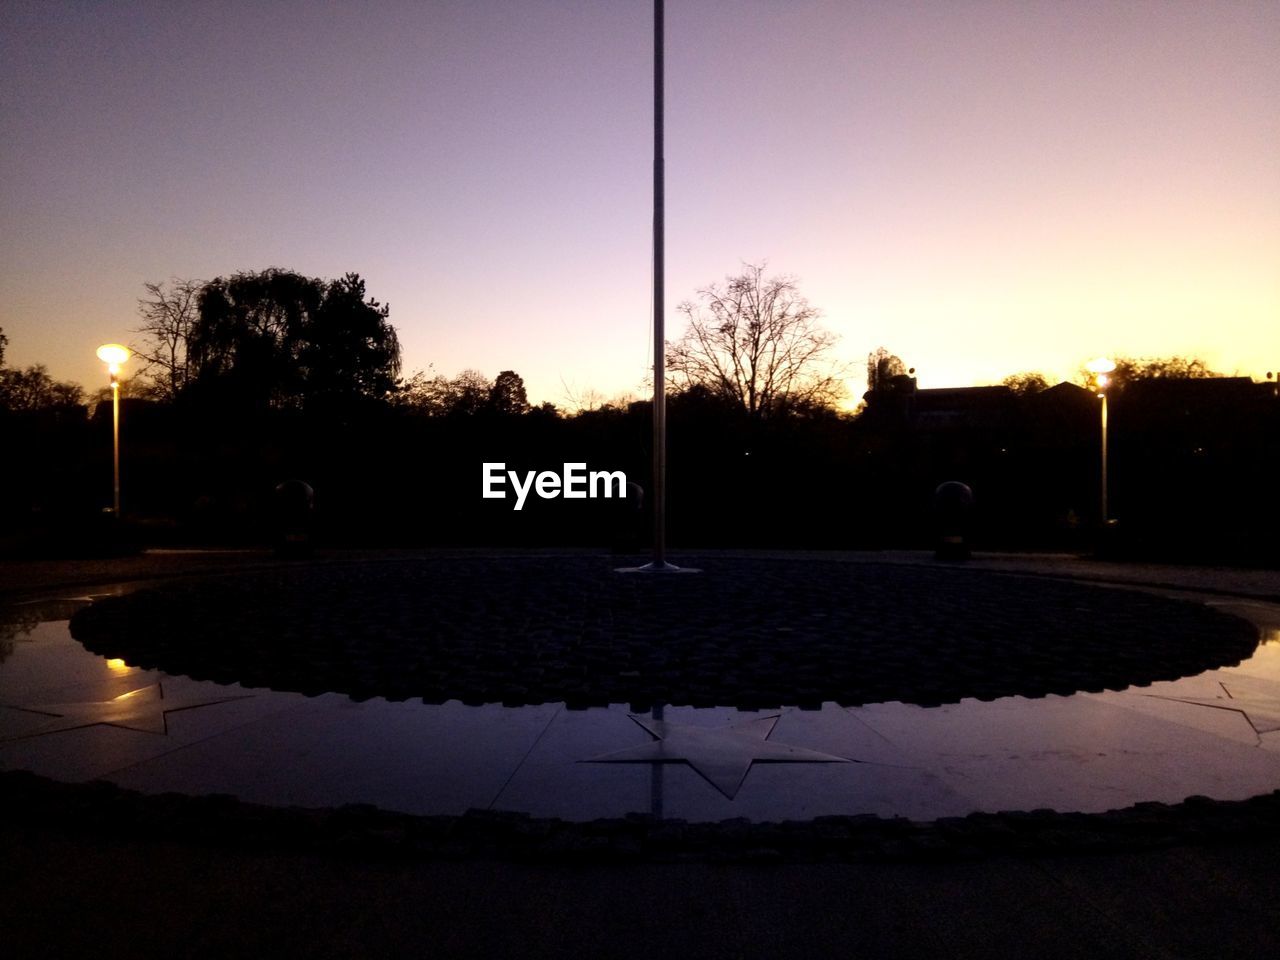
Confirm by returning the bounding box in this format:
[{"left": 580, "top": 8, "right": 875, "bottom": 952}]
[{"left": 3, "top": 549, "right": 1280, "bottom": 956}]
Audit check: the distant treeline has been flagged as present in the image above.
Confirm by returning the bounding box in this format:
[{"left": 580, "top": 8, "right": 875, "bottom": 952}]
[
  {"left": 2, "top": 269, "right": 1277, "bottom": 563},
  {"left": 2, "top": 373, "right": 1277, "bottom": 564}
]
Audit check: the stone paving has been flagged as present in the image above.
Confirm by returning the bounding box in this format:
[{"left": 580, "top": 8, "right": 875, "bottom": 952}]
[
  {"left": 1, "top": 550, "right": 1278, "bottom": 838},
  {"left": 5, "top": 550, "right": 1280, "bottom": 956},
  {"left": 63, "top": 556, "right": 1260, "bottom": 709}
]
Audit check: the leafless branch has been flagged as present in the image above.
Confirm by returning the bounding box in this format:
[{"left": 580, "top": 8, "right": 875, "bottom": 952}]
[{"left": 666, "top": 263, "right": 846, "bottom": 418}]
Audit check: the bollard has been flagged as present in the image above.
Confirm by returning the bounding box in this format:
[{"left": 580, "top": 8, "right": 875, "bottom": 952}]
[
  {"left": 934, "top": 481, "right": 974, "bottom": 561},
  {"left": 273, "top": 479, "right": 314, "bottom": 557},
  {"left": 611, "top": 481, "right": 647, "bottom": 554}
]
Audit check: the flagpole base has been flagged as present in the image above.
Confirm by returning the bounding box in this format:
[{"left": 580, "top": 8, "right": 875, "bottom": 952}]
[{"left": 614, "top": 561, "right": 700, "bottom": 574}]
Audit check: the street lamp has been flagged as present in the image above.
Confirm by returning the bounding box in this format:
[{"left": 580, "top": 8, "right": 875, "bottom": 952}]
[
  {"left": 96, "top": 343, "right": 130, "bottom": 517},
  {"left": 1085, "top": 357, "right": 1115, "bottom": 525}
]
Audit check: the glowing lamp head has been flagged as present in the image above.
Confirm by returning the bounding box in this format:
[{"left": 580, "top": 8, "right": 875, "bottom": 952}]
[
  {"left": 1086, "top": 357, "right": 1115, "bottom": 394},
  {"left": 1085, "top": 357, "right": 1115, "bottom": 375},
  {"left": 96, "top": 343, "right": 130, "bottom": 376}
]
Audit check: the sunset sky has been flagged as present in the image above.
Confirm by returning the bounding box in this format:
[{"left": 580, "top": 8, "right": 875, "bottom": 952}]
[{"left": 3, "top": 0, "right": 1277, "bottom": 408}]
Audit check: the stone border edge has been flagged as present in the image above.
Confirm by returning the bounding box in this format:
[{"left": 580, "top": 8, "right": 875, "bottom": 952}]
[{"left": 4, "top": 769, "right": 1279, "bottom": 865}]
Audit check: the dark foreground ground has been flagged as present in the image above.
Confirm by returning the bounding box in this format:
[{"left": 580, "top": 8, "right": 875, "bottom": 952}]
[
  {"left": 5, "top": 821, "right": 1280, "bottom": 959},
  {"left": 4, "top": 549, "right": 1280, "bottom": 958}
]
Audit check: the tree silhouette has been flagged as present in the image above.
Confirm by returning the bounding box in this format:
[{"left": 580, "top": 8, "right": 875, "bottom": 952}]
[
  {"left": 667, "top": 263, "right": 844, "bottom": 419},
  {"left": 1001, "top": 371, "right": 1051, "bottom": 396},
  {"left": 0, "top": 364, "right": 84, "bottom": 412},
  {"left": 186, "top": 268, "right": 399, "bottom": 412},
  {"left": 865, "top": 348, "right": 909, "bottom": 394},
  {"left": 488, "top": 370, "right": 530, "bottom": 415},
  {"left": 1077, "top": 355, "right": 1219, "bottom": 390},
  {"left": 0, "top": 328, "right": 85, "bottom": 413},
  {"left": 300, "top": 273, "right": 401, "bottom": 411},
  {"left": 132, "top": 278, "right": 201, "bottom": 402},
  {"left": 395, "top": 368, "right": 493, "bottom": 417}
]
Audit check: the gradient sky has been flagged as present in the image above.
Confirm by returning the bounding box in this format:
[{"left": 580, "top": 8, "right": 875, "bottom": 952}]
[{"left": 3, "top": 0, "right": 1278, "bottom": 408}]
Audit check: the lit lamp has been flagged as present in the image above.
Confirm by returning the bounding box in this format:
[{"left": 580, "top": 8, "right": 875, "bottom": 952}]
[
  {"left": 1085, "top": 357, "right": 1116, "bottom": 525},
  {"left": 96, "top": 343, "right": 130, "bottom": 517}
]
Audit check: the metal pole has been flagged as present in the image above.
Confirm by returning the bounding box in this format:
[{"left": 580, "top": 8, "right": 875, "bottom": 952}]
[
  {"left": 616, "top": 2, "right": 695, "bottom": 575},
  {"left": 1100, "top": 390, "right": 1108, "bottom": 525},
  {"left": 651, "top": 0, "right": 667, "bottom": 567},
  {"left": 111, "top": 375, "right": 121, "bottom": 516}
]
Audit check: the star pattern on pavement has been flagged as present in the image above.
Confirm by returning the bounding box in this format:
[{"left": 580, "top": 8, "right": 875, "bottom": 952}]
[
  {"left": 1149, "top": 681, "right": 1280, "bottom": 736},
  {"left": 0, "top": 681, "right": 252, "bottom": 742},
  {"left": 584, "top": 713, "right": 850, "bottom": 799}
]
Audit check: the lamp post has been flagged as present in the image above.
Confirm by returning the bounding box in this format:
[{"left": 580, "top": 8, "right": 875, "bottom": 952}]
[
  {"left": 96, "top": 343, "right": 130, "bottom": 517},
  {"left": 1085, "top": 357, "right": 1115, "bottom": 525}
]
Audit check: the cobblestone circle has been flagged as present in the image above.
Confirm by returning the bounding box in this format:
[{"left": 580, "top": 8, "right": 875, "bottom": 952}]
[{"left": 68, "top": 556, "right": 1259, "bottom": 708}]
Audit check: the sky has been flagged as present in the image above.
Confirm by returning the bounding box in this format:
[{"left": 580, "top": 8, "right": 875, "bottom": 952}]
[{"left": 2, "top": 0, "right": 1278, "bottom": 409}]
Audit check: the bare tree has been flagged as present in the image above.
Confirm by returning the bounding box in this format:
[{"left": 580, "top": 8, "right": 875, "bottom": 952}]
[
  {"left": 395, "top": 370, "right": 455, "bottom": 416},
  {"left": 666, "top": 263, "right": 845, "bottom": 418},
  {"left": 394, "top": 368, "right": 493, "bottom": 417},
  {"left": 132, "top": 278, "right": 201, "bottom": 402}
]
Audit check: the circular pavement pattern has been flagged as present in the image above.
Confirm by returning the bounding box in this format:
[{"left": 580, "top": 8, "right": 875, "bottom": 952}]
[{"left": 69, "top": 557, "right": 1259, "bottom": 709}]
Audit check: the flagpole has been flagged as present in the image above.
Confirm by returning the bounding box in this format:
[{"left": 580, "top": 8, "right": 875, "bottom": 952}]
[
  {"left": 649, "top": 0, "right": 671, "bottom": 570},
  {"left": 622, "top": 0, "right": 692, "bottom": 575}
]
